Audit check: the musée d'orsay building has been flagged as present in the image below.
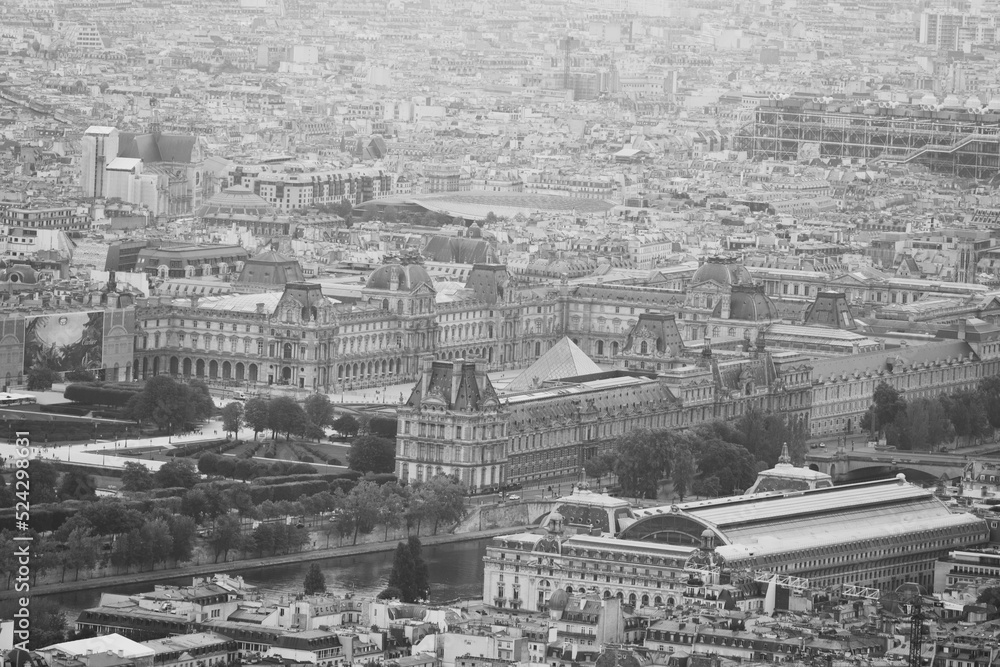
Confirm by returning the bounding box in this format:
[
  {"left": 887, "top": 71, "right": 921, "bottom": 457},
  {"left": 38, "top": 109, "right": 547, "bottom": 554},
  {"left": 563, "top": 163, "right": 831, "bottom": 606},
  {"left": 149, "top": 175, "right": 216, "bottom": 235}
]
[{"left": 124, "top": 253, "right": 1000, "bottom": 488}]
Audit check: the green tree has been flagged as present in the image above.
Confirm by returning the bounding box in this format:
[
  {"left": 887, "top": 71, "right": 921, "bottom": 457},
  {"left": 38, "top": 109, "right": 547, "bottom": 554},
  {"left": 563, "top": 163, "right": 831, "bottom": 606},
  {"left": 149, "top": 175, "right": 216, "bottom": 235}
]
[
  {"left": 377, "top": 586, "right": 403, "bottom": 600},
  {"left": 888, "top": 397, "right": 953, "bottom": 451},
  {"left": 670, "top": 443, "right": 696, "bottom": 502},
  {"left": 154, "top": 459, "right": 199, "bottom": 489},
  {"left": 335, "top": 199, "right": 354, "bottom": 221},
  {"left": 27, "top": 364, "right": 59, "bottom": 390},
  {"left": 76, "top": 498, "right": 144, "bottom": 536},
  {"left": 407, "top": 536, "right": 430, "bottom": 600},
  {"left": 224, "top": 484, "right": 254, "bottom": 517},
  {"left": 419, "top": 475, "right": 466, "bottom": 534},
  {"left": 302, "top": 420, "right": 325, "bottom": 442},
  {"left": 234, "top": 458, "right": 259, "bottom": 481},
  {"left": 111, "top": 528, "right": 146, "bottom": 573},
  {"left": 348, "top": 435, "right": 396, "bottom": 474},
  {"left": 583, "top": 452, "right": 617, "bottom": 487},
  {"left": 0, "top": 475, "right": 12, "bottom": 508},
  {"left": 613, "top": 429, "right": 672, "bottom": 499},
  {"left": 197, "top": 452, "right": 220, "bottom": 475},
  {"left": 221, "top": 402, "right": 243, "bottom": 437},
  {"left": 941, "top": 391, "right": 992, "bottom": 446},
  {"left": 864, "top": 381, "right": 907, "bottom": 440},
  {"left": 979, "top": 376, "right": 1000, "bottom": 432},
  {"left": 732, "top": 410, "right": 807, "bottom": 467},
  {"left": 304, "top": 393, "right": 334, "bottom": 429},
  {"left": 485, "top": 211, "right": 498, "bottom": 224},
  {"left": 333, "top": 414, "right": 360, "bottom": 437},
  {"left": 693, "top": 475, "right": 721, "bottom": 498},
  {"left": 58, "top": 470, "right": 96, "bottom": 501},
  {"left": 0, "top": 530, "right": 17, "bottom": 588},
  {"left": 120, "top": 461, "right": 154, "bottom": 492},
  {"left": 181, "top": 488, "right": 209, "bottom": 523},
  {"left": 167, "top": 515, "right": 197, "bottom": 564},
  {"left": 383, "top": 205, "right": 399, "bottom": 223},
  {"left": 385, "top": 541, "right": 415, "bottom": 600},
  {"left": 384, "top": 537, "right": 429, "bottom": 602},
  {"left": 978, "top": 586, "right": 1000, "bottom": 609},
  {"left": 244, "top": 397, "right": 269, "bottom": 440},
  {"left": 267, "top": 396, "right": 305, "bottom": 440},
  {"left": 303, "top": 563, "right": 327, "bottom": 594},
  {"left": 209, "top": 515, "right": 243, "bottom": 563},
  {"left": 692, "top": 438, "right": 757, "bottom": 495},
  {"left": 65, "top": 368, "right": 96, "bottom": 382},
  {"left": 252, "top": 522, "right": 278, "bottom": 556},
  {"left": 140, "top": 518, "right": 174, "bottom": 571},
  {"left": 341, "top": 480, "right": 382, "bottom": 545},
  {"left": 125, "top": 376, "right": 213, "bottom": 433},
  {"left": 28, "top": 460, "right": 59, "bottom": 505},
  {"left": 378, "top": 483, "right": 408, "bottom": 540},
  {"left": 62, "top": 527, "right": 99, "bottom": 582},
  {"left": 0, "top": 598, "right": 65, "bottom": 648}
]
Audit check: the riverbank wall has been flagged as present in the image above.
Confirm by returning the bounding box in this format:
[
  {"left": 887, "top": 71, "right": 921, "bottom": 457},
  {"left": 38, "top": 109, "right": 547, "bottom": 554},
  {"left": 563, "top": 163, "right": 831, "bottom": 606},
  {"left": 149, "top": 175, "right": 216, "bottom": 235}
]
[{"left": 14, "top": 525, "right": 530, "bottom": 601}]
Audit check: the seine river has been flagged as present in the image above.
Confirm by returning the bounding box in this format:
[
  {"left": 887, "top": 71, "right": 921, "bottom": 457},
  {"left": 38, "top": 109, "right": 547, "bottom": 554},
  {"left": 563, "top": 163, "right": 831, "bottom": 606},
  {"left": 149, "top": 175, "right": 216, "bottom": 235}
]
[{"left": 44, "top": 538, "right": 490, "bottom": 622}]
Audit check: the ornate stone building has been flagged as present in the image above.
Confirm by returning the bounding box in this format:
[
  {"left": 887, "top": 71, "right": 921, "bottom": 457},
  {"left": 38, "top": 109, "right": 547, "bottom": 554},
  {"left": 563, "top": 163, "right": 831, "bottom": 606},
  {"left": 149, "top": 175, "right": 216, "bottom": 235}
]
[
  {"left": 128, "top": 254, "right": 1000, "bottom": 485},
  {"left": 396, "top": 356, "right": 506, "bottom": 487}
]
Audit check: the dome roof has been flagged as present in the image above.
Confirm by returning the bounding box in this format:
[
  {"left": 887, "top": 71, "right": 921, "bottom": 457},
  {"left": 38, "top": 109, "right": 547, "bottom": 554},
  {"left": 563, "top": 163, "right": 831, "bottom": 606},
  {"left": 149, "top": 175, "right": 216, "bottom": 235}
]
[
  {"left": 692, "top": 256, "right": 753, "bottom": 287},
  {"left": 712, "top": 286, "right": 778, "bottom": 321},
  {"left": 547, "top": 589, "right": 570, "bottom": 611},
  {"left": 1, "top": 264, "right": 37, "bottom": 284},
  {"left": 365, "top": 261, "right": 433, "bottom": 292},
  {"left": 198, "top": 185, "right": 277, "bottom": 219}
]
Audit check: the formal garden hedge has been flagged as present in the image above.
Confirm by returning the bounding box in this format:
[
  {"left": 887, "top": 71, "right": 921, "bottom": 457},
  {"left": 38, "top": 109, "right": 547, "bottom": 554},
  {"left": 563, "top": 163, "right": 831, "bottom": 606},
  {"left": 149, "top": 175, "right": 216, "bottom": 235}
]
[{"left": 64, "top": 383, "right": 142, "bottom": 408}]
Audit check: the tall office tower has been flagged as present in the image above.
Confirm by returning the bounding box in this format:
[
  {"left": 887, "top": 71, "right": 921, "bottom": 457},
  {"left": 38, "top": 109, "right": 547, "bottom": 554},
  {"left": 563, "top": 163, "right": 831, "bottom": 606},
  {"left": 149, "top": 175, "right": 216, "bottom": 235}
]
[{"left": 80, "top": 126, "right": 119, "bottom": 198}]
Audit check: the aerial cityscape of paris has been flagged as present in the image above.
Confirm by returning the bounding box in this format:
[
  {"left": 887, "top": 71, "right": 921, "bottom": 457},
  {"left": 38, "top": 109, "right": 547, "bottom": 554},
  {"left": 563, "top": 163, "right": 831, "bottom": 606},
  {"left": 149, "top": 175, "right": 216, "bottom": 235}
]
[{"left": 6, "top": 0, "right": 1000, "bottom": 664}]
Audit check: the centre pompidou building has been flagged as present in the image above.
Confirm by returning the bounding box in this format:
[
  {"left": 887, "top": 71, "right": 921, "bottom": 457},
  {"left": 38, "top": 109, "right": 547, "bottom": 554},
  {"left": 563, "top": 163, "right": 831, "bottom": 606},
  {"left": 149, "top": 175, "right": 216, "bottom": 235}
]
[{"left": 735, "top": 96, "right": 1000, "bottom": 179}]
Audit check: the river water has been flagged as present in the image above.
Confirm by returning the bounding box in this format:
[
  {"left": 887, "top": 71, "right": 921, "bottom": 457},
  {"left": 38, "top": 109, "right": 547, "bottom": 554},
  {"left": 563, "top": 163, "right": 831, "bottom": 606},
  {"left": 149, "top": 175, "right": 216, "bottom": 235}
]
[{"left": 44, "top": 538, "right": 489, "bottom": 623}]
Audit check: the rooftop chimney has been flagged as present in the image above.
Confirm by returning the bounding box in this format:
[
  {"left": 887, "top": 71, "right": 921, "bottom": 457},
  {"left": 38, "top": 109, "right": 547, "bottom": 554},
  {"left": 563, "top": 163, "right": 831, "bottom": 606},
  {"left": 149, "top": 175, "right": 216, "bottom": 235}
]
[{"left": 256, "top": 302, "right": 265, "bottom": 314}]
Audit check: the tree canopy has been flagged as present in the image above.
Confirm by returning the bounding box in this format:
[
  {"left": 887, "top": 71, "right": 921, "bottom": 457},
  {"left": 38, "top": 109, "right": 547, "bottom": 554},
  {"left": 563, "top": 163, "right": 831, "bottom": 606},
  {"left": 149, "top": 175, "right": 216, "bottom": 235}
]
[
  {"left": 303, "top": 563, "right": 327, "bottom": 595},
  {"left": 153, "top": 459, "right": 199, "bottom": 489},
  {"left": 384, "top": 536, "right": 429, "bottom": 602},
  {"left": 221, "top": 402, "right": 243, "bottom": 437},
  {"left": 348, "top": 435, "right": 396, "bottom": 474},
  {"left": 27, "top": 365, "right": 59, "bottom": 391},
  {"left": 333, "top": 414, "right": 360, "bottom": 437},
  {"left": 611, "top": 429, "right": 673, "bottom": 499},
  {"left": 304, "top": 394, "right": 334, "bottom": 429},
  {"left": 125, "top": 376, "right": 214, "bottom": 433},
  {"left": 244, "top": 398, "right": 269, "bottom": 440},
  {"left": 267, "top": 396, "right": 306, "bottom": 440}
]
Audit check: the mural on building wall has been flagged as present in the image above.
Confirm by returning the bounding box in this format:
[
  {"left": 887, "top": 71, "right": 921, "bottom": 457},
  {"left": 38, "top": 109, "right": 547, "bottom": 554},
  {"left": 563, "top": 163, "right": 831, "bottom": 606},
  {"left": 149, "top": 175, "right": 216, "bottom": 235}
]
[{"left": 23, "top": 312, "right": 104, "bottom": 373}]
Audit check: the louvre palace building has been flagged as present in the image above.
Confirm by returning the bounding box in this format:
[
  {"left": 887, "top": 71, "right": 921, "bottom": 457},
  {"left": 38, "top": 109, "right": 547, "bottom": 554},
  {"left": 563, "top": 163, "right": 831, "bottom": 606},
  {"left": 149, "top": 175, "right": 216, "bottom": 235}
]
[{"left": 127, "top": 252, "right": 1000, "bottom": 488}]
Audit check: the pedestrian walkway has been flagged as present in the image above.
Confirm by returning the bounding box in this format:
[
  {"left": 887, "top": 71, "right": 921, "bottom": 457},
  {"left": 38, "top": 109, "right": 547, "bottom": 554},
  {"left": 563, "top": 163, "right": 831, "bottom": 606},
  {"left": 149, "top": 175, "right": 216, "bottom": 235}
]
[{"left": 2, "top": 417, "right": 254, "bottom": 473}]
